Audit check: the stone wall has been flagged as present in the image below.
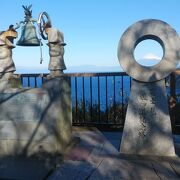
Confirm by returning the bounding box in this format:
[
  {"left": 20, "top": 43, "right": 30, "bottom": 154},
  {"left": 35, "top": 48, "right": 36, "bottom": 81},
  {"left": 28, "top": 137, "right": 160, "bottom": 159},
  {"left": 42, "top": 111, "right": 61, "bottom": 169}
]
[{"left": 0, "top": 76, "right": 72, "bottom": 156}]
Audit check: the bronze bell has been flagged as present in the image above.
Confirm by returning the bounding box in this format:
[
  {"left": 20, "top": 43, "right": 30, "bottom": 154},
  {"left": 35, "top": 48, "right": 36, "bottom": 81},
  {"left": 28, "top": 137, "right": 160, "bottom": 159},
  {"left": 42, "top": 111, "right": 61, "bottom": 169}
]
[{"left": 16, "top": 21, "right": 42, "bottom": 46}]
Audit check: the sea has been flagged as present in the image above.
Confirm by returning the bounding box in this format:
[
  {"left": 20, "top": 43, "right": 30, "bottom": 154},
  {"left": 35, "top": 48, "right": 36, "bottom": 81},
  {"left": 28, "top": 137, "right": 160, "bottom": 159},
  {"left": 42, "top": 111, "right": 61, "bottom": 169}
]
[
  {"left": 17, "top": 66, "right": 180, "bottom": 112},
  {"left": 17, "top": 66, "right": 130, "bottom": 111},
  {"left": 19, "top": 73, "right": 180, "bottom": 113}
]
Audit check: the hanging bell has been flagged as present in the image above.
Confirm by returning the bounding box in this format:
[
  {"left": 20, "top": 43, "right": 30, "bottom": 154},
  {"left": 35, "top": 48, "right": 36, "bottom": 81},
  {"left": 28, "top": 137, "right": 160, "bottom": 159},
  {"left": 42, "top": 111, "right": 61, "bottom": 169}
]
[{"left": 16, "top": 21, "right": 42, "bottom": 46}]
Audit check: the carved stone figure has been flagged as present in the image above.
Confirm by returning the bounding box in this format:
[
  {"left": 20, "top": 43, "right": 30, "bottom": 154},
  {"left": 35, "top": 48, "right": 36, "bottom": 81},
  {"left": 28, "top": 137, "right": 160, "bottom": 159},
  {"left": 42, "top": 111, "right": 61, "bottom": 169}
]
[
  {"left": 0, "top": 25, "right": 17, "bottom": 79},
  {"left": 45, "top": 23, "right": 66, "bottom": 77}
]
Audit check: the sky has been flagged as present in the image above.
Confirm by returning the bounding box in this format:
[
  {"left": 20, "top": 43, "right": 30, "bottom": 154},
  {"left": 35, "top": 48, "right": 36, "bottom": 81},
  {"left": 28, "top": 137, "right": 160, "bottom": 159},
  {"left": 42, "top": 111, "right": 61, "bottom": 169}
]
[{"left": 0, "top": 0, "right": 180, "bottom": 72}]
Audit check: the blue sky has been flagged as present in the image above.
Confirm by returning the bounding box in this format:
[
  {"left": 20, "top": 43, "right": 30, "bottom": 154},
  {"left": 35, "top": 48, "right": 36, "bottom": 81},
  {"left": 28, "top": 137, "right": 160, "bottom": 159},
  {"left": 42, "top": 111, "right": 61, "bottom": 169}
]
[{"left": 0, "top": 0, "right": 180, "bottom": 72}]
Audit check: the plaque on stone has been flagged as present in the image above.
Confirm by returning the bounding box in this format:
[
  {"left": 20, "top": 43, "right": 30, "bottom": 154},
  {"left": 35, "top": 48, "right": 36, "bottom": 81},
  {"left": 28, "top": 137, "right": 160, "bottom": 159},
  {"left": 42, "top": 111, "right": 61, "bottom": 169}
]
[
  {"left": 0, "top": 77, "right": 72, "bottom": 156},
  {"left": 0, "top": 90, "right": 49, "bottom": 121},
  {"left": 120, "top": 80, "right": 175, "bottom": 156}
]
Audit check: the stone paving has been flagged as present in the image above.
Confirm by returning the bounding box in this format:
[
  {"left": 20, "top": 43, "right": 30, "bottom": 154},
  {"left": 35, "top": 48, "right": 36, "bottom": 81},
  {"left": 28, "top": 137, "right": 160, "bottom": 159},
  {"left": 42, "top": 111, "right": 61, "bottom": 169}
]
[
  {"left": 0, "top": 127, "right": 179, "bottom": 179},
  {"left": 0, "top": 156, "right": 55, "bottom": 180},
  {"left": 48, "top": 127, "right": 180, "bottom": 180}
]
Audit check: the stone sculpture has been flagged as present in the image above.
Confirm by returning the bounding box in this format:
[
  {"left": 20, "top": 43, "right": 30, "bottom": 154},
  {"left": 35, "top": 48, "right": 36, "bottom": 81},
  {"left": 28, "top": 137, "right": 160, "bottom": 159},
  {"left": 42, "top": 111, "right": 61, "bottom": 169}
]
[
  {"left": 117, "top": 19, "right": 180, "bottom": 156},
  {"left": 0, "top": 7, "right": 73, "bottom": 157},
  {"left": 0, "top": 25, "right": 17, "bottom": 79},
  {"left": 45, "top": 23, "right": 66, "bottom": 77}
]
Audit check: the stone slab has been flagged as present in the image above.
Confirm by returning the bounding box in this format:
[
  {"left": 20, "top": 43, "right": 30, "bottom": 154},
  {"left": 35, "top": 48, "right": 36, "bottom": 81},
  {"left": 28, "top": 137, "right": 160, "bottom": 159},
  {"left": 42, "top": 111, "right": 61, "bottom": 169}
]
[
  {"left": 48, "top": 127, "right": 180, "bottom": 179},
  {"left": 120, "top": 79, "right": 175, "bottom": 156},
  {"left": 0, "top": 89, "right": 49, "bottom": 121},
  {"left": 170, "top": 161, "right": 180, "bottom": 177},
  {"left": 0, "top": 76, "right": 72, "bottom": 156},
  {"left": 0, "top": 157, "right": 53, "bottom": 180},
  {"left": 90, "top": 158, "right": 159, "bottom": 180},
  {"left": 48, "top": 160, "right": 96, "bottom": 180},
  {"left": 152, "top": 161, "right": 178, "bottom": 179}
]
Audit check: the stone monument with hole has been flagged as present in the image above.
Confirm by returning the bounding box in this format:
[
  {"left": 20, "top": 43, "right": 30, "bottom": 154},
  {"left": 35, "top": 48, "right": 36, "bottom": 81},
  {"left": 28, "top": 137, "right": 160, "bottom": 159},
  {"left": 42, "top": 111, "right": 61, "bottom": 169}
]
[{"left": 118, "top": 19, "right": 180, "bottom": 156}]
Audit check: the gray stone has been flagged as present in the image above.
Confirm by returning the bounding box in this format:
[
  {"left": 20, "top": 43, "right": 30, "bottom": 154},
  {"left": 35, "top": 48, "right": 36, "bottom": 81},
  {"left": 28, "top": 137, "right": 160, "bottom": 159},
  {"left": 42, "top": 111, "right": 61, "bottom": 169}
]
[
  {"left": 0, "top": 157, "right": 53, "bottom": 180},
  {"left": 89, "top": 158, "right": 160, "bottom": 180},
  {"left": 0, "top": 45, "right": 15, "bottom": 73},
  {"left": 48, "top": 160, "right": 96, "bottom": 180},
  {"left": 117, "top": 19, "right": 180, "bottom": 82},
  {"left": 171, "top": 161, "right": 180, "bottom": 176},
  {"left": 45, "top": 27, "right": 67, "bottom": 76},
  {"left": 0, "top": 76, "right": 21, "bottom": 91},
  {"left": 120, "top": 80, "right": 175, "bottom": 156},
  {"left": 118, "top": 19, "right": 180, "bottom": 157},
  {"left": 152, "top": 162, "right": 178, "bottom": 179},
  {"left": 0, "top": 76, "right": 72, "bottom": 156},
  {"left": 0, "top": 89, "right": 49, "bottom": 122},
  {"left": 0, "top": 28, "right": 17, "bottom": 77}
]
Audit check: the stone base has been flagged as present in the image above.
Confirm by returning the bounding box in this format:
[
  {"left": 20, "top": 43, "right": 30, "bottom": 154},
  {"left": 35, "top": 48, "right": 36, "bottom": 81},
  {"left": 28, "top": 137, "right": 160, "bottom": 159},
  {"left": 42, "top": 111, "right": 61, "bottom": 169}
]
[
  {"left": 0, "top": 76, "right": 72, "bottom": 156},
  {"left": 120, "top": 79, "right": 176, "bottom": 157},
  {"left": 0, "top": 75, "right": 21, "bottom": 91}
]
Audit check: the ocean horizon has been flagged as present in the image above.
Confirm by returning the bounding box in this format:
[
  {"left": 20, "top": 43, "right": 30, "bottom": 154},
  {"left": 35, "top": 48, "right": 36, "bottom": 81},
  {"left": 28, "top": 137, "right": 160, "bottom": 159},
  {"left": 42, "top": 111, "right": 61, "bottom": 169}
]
[{"left": 15, "top": 65, "right": 123, "bottom": 74}]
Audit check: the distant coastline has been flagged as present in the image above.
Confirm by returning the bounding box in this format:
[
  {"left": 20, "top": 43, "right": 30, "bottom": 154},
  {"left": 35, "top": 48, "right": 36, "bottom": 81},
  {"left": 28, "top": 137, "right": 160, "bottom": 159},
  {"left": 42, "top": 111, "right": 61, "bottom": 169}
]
[{"left": 15, "top": 65, "right": 123, "bottom": 74}]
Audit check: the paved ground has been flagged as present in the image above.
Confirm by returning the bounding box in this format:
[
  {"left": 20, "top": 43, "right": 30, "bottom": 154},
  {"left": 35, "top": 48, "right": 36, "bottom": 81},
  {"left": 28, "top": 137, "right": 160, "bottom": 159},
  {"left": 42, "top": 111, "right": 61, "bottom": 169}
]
[
  {"left": 48, "top": 127, "right": 180, "bottom": 180},
  {"left": 0, "top": 157, "right": 54, "bottom": 180},
  {"left": 0, "top": 127, "right": 179, "bottom": 180}
]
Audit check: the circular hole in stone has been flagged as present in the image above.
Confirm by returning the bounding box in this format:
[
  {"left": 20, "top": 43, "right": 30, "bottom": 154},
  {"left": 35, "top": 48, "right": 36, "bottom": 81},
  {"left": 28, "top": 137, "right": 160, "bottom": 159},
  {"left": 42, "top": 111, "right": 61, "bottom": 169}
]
[{"left": 134, "top": 39, "right": 164, "bottom": 66}]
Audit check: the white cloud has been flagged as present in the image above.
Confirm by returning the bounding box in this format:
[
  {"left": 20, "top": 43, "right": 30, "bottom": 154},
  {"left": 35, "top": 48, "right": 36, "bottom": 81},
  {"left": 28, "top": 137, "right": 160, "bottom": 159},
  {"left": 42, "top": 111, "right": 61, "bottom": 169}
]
[{"left": 142, "top": 53, "right": 162, "bottom": 60}]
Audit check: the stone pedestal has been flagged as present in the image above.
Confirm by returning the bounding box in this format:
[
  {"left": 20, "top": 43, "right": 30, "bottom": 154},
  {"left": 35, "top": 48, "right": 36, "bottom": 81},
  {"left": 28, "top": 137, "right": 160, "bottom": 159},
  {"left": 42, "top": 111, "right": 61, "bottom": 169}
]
[
  {"left": 0, "top": 76, "right": 72, "bottom": 156},
  {"left": 0, "top": 75, "right": 21, "bottom": 91},
  {"left": 120, "top": 80, "right": 175, "bottom": 156}
]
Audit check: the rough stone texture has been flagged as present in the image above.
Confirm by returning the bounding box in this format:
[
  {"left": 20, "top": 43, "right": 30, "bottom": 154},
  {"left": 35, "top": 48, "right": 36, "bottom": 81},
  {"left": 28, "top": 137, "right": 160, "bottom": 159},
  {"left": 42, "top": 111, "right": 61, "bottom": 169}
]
[
  {"left": 0, "top": 76, "right": 21, "bottom": 91},
  {"left": 46, "top": 27, "right": 67, "bottom": 75},
  {"left": 0, "top": 29, "right": 17, "bottom": 75},
  {"left": 117, "top": 19, "right": 180, "bottom": 157},
  {"left": 48, "top": 127, "right": 180, "bottom": 180},
  {"left": 0, "top": 157, "right": 53, "bottom": 180},
  {"left": 120, "top": 79, "right": 175, "bottom": 156},
  {"left": 49, "top": 160, "right": 96, "bottom": 180},
  {"left": 117, "top": 19, "right": 180, "bottom": 82},
  {"left": 0, "top": 76, "right": 72, "bottom": 156},
  {"left": 89, "top": 158, "right": 160, "bottom": 180}
]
